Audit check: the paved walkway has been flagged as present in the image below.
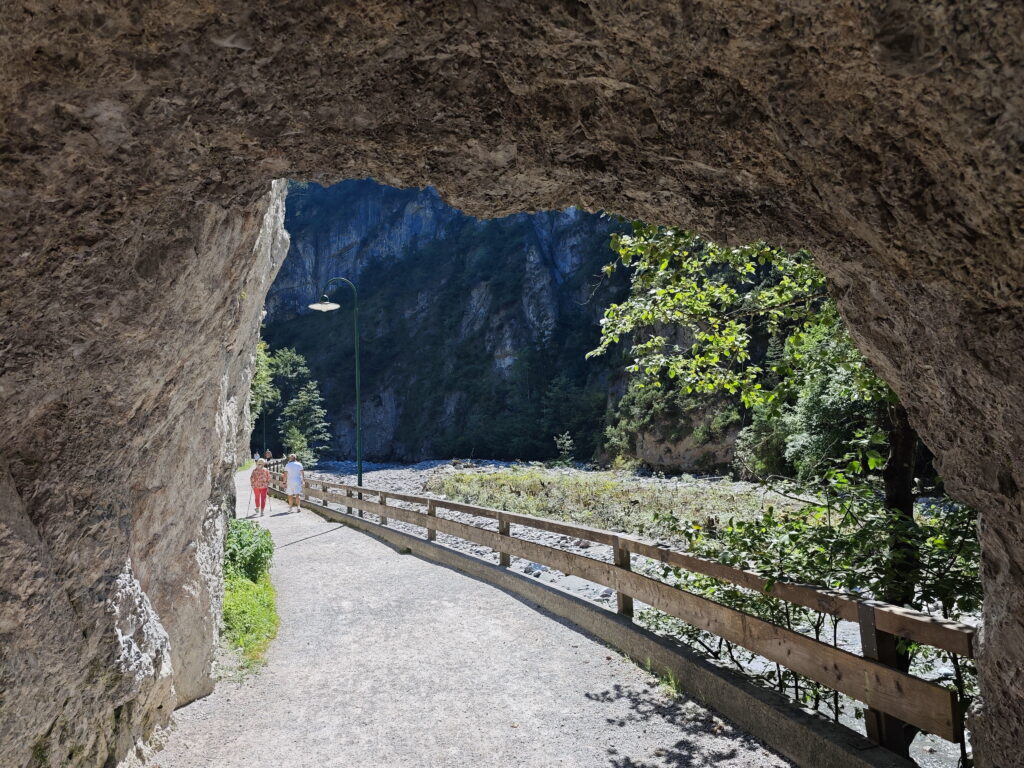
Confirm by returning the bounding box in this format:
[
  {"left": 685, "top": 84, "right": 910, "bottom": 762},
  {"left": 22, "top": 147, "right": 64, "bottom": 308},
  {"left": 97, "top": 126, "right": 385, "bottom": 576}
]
[{"left": 153, "top": 471, "right": 788, "bottom": 768}]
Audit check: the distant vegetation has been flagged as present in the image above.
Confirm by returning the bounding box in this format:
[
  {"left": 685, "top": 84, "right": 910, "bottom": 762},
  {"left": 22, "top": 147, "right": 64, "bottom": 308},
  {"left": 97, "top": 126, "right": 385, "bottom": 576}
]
[
  {"left": 425, "top": 467, "right": 803, "bottom": 539},
  {"left": 586, "top": 224, "right": 979, "bottom": 740},
  {"left": 222, "top": 520, "right": 278, "bottom": 668},
  {"left": 250, "top": 343, "right": 330, "bottom": 464}
]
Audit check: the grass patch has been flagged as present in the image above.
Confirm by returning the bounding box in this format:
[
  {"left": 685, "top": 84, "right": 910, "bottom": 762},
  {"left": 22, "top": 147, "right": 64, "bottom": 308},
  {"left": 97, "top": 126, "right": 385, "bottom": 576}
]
[
  {"left": 424, "top": 467, "right": 805, "bottom": 541},
  {"left": 223, "top": 572, "right": 279, "bottom": 667},
  {"left": 222, "top": 519, "right": 278, "bottom": 669},
  {"left": 238, "top": 459, "right": 255, "bottom": 471}
]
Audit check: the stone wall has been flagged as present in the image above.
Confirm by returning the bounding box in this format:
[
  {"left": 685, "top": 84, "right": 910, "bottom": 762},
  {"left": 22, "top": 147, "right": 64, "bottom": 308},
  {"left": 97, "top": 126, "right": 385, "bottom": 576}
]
[{"left": 1, "top": 2, "right": 1020, "bottom": 766}]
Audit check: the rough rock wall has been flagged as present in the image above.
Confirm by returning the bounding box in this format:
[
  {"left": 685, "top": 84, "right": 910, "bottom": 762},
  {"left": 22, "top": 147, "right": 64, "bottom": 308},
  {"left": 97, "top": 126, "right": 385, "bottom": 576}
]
[
  {"left": 1, "top": 2, "right": 1021, "bottom": 766},
  {"left": 634, "top": 426, "right": 741, "bottom": 475},
  {"left": 265, "top": 180, "right": 463, "bottom": 323},
  {"left": 0, "top": 175, "right": 289, "bottom": 767}
]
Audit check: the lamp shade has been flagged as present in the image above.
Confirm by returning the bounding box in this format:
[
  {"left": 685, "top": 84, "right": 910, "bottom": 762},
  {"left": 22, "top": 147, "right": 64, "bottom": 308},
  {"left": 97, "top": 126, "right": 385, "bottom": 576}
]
[{"left": 309, "top": 295, "right": 341, "bottom": 312}]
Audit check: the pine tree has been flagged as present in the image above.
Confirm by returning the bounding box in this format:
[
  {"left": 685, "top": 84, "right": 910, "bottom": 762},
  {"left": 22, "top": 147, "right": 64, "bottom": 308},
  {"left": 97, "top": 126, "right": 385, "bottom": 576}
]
[
  {"left": 269, "top": 347, "right": 313, "bottom": 406},
  {"left": 281, "top": 425, "right": 316, "bottom": 466},
  {"left": 278, "top": 380, "right": 331, "bottom": 459}
]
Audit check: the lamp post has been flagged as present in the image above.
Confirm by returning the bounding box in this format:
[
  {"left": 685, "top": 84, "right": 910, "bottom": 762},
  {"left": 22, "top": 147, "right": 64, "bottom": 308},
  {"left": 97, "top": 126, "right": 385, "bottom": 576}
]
[{"left": 309, "top": 277, "right": 362, "bottom": 489}]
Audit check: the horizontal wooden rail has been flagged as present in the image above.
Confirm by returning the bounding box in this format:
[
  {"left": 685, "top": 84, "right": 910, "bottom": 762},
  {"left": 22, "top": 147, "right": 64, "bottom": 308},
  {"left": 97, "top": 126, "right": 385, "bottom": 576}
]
[
  {"left": 297, "top": 474, "right": 974, "bottom": 658},
  {"left": 269, "top": 468, "right": 974, "bottom": 747},
  {"left": 269, "top": 480, "right": 963, "bottom": 743}
]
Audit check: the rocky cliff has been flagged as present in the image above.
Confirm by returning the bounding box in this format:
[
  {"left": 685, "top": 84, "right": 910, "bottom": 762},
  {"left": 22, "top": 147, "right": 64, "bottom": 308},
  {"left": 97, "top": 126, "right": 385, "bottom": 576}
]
[
  {"left": 263, "top": 180, "right": 627, "bottom": 462},
  {"left": 0, "top": 181, "right": 289, "bottom": 767},
  {"left": 2, "top": 2, "right": 1022, "bottom": 765}
]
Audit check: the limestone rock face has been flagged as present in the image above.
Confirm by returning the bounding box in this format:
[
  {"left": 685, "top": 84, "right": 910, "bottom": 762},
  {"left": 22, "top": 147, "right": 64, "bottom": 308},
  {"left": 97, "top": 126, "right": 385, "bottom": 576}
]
[
  {"left": 1, "top": 2, "right": 1021, "bottom": 766},
  {"left": 0, "top": 179, "right": 289, "bottom": 767},
  {"left": 634, "top": 426, "right": 741, "bottom": 475}
]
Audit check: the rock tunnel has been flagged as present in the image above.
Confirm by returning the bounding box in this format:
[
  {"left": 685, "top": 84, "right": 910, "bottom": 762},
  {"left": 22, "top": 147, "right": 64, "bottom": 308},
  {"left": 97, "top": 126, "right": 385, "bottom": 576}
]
[{"left": 1, "top": 2, "right": 1021, "bottom": 766}]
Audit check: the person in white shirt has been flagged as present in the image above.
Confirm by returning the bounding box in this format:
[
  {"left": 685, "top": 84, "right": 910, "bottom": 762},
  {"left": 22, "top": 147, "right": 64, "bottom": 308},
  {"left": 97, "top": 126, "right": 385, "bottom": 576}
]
[{"left": 283, "top": 453, "right": 304, "bottom": 513}]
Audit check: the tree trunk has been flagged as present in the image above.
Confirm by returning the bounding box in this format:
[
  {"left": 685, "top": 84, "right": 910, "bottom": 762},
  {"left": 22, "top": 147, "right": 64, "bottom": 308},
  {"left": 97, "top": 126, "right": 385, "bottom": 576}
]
[
  {"left": 880, "top": 400, "right": 923, "bottom": 621},
  {"left": 871, "top": 401, "right": 925, "bottom": 756}
]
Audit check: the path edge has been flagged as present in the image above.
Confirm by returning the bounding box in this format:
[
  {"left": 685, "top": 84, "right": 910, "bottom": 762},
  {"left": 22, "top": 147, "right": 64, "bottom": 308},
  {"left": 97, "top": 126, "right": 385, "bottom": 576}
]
[{"left": 273, "top": 489, "right": 913, "bottom": 768}]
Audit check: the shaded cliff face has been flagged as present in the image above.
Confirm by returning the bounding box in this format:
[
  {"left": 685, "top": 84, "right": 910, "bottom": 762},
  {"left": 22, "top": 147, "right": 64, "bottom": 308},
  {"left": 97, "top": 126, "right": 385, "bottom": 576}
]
[
  {"left": 2, "top": 3, "right": 1022, "bottom": 765},
  {"left": 265, "top": 180, "right": 464, "bottom": 324},
  {"left": 264, "top": 180, "right": 627, "bottom": 462},
  {"left": 0, "top": 181, "right": 289, "bottom": 768}
]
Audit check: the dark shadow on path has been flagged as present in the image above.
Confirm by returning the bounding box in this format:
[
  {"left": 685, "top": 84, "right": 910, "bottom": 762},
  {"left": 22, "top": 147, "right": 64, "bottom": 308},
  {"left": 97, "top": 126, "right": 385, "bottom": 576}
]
[
  {"left": 587, "top": 683, "right": 777, "bottom": 767},
  {"left": 276, "top": 524, "right": 346, "bottom": 549}
]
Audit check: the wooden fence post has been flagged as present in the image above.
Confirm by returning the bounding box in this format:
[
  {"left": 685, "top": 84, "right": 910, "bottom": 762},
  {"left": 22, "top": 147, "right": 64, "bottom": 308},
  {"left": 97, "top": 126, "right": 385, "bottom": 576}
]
[
  {"left": 857, "top": 602, "right": 911, "bottom": 757},
  {"left": 426, "top": 500, "right": 437, "bottom": 541},
  {"left": 498, "top": 512, "right": 511, "bottom": 567},
  {"left": 345, "top": 488, "right": 355, "bottom": 516},
  {"left": 613, "top": 537, "right": 634, "bottom": 618},
  {"left": 379, "top": 492, "right": 388, "bottom": 527}
]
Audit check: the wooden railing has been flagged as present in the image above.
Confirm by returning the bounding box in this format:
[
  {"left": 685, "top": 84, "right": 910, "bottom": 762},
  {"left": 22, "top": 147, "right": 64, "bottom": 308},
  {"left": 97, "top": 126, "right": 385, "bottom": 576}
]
[{"left": 264, "top": 464, "right": 973, "bottom": 752}]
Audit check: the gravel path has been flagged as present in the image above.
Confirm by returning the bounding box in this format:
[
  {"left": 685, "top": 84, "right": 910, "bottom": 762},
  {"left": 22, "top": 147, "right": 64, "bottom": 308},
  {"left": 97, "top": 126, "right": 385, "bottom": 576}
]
[
  {"left": 309, "top": 461, "right": 964, "bottom": 768},
  {"left": 153, "top": 468, "right": 790, "bottom": 768}
]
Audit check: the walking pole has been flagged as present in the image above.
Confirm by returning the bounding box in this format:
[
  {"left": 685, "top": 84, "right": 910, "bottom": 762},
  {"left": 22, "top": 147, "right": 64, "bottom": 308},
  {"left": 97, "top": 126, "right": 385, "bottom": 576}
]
[{"left": 247, "top": 488, "right": 253, "bottom": 518}]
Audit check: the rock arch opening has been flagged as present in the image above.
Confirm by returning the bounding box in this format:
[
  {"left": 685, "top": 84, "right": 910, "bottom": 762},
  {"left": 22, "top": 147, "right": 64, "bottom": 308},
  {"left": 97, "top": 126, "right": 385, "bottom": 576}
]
[{"left": 2, "top": 3, "right": 1021, "bottom": 766}]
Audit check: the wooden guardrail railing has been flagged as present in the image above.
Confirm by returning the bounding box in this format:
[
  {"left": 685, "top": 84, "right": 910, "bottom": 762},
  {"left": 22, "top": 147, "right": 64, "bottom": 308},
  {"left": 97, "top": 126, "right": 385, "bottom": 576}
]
[{"left": 263, "top": 462, "right": 973, "bottom": 752}]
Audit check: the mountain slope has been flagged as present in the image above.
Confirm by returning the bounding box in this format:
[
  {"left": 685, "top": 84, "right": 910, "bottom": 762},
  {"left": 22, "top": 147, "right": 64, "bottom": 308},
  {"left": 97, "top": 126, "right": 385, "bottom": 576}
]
[{"left": 262, "top": 180, "right": 628, "bottom": 462}]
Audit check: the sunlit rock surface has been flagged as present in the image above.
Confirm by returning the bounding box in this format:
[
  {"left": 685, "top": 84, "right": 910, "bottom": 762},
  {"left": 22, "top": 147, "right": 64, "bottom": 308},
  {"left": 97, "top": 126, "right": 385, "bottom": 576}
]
[
  {"left": 0, "top": 179, "right": 290, "bottom": 766},
  {"left": 1, "top": 2, "right": 1021, "bottom": 765}
]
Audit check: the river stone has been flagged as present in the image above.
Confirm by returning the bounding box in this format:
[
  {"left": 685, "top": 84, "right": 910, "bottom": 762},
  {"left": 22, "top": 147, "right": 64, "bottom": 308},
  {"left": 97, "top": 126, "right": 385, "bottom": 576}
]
[{"left": 1, "top": 3, "right": 1021, "bottom": 767}]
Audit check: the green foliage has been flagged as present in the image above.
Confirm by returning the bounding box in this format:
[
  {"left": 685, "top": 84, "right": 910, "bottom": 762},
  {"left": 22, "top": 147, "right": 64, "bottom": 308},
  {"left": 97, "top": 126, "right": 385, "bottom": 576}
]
[
  {"left": 249, "top": 340, "right": 280, "bottom": 425},
  {"left": 640, "top": 493, "right": 980, "bottom": 716},
  {"left": 222, "top": 519, "right": 278, "bottom": 667},
  {"left": 252, "top": 345, "right": 330, "bottom": 463},
  {"left": 224, "top": 519, "right": 274, "bottom": 582},
  {"left": 222, "top": 573, "right": 279, "bottom": 667},
  {"left": 553, "top": 432, "right": 576, "bottom": 465},
  {"left": 282, "top": 424, "right": 316, "bottom": 466},
  {"left": 269, "top": 347, "right": 313, "bottom": 406},
  {"left": 589, "top": 224, "right": 980, "bottom": 734},
  {"left": 591, "top": 226, "right": 890, "bottom": 473},
  {"left": 733, "top": 359, "right": 879, "bottom": 483},
  {"left": 590, "top": 224, "right": 830, "bottom": 407},
  {"left": 278, "top": 380, "right": 331, "bottom": 457}
]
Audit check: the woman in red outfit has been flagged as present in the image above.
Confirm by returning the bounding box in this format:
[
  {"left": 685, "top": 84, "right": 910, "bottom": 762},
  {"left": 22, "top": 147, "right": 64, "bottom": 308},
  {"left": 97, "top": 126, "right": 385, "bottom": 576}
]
[{"left": 250, "top": 459, "right": 271, "bottom": 517}]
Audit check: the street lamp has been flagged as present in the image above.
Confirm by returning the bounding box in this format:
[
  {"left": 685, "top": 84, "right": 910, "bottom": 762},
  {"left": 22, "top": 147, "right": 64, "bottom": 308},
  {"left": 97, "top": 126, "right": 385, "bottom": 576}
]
[{"left": 309, "top": 277, "right": 362, "bottom": 489}]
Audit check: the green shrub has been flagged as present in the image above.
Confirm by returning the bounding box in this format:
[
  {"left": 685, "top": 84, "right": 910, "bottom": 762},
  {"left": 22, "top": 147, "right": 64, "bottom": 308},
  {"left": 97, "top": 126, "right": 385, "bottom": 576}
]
[
  {"left": 733, "top": 403, "right": 793, "bottom": 479},
  {"left": 553, "top": 432, "right": 576, "bottom": 465},
  {"left": 642, "top": 496, "right": 980, "bottom": 719},
  {"left": 224, "top": 519, "right": 274, "bottom": 582},
  {"left": 222, "top": 573, "right": 279, "bottom": 666},
  {"left": 222, "top": 520, "right": 278, "bottom": 667},
  {"left": 281, "top": 424, "right": 317, "bottom": 466}
]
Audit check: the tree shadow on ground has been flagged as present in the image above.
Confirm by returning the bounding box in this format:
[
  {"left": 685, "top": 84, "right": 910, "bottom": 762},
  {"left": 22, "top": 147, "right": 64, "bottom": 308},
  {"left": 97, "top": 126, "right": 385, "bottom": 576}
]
[
  {"left": 587, "top": 683, "right": 785, "bottom": 767},
  {"left": 276, "top": 524, "right": 346, "bottom": 549}
]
